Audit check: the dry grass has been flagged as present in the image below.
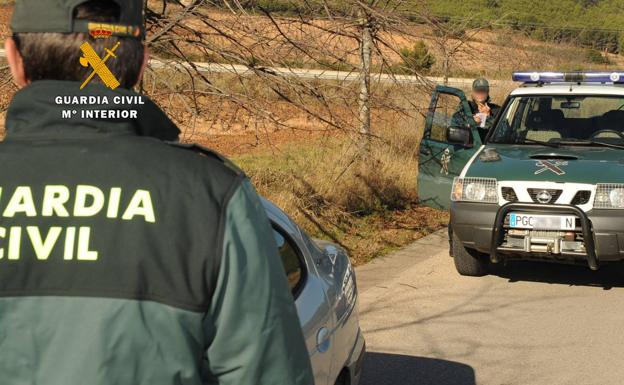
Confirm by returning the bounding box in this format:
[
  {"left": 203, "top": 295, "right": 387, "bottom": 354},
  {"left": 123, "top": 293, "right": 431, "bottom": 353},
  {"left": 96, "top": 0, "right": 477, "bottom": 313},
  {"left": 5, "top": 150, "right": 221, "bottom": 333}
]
[
  {"left": 141, "top": 64, "right": 451, "bottom": 264},
  {"left": 237, "top": 115, "right": 449, "bottom": 264}
]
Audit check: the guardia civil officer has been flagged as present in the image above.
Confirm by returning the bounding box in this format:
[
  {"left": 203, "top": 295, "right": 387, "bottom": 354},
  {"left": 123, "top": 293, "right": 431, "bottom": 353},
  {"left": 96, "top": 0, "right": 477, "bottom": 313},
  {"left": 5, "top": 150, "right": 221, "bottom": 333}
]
[
  {"left": 450, "top": 78, "right": 501, "bottom": 142},
  {"left": 2, "top": 1, "right": 314, "bottom": 385},
  {"left": 468, "top": 78, "right": 501, "bottom": 135}
]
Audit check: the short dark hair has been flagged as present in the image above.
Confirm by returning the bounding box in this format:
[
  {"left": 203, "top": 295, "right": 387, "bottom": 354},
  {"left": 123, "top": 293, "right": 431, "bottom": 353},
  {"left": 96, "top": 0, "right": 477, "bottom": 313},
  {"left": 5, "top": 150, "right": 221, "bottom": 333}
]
[{"left": 13, "top": 0, "right": 145, "bottom": 89}]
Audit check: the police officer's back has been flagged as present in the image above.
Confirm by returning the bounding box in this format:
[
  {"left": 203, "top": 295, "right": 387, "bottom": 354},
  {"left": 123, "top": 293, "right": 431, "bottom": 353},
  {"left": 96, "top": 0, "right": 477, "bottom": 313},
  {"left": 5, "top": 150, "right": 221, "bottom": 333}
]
[{"left": 1, "top": 1, "right": 314, "bottom": 384}]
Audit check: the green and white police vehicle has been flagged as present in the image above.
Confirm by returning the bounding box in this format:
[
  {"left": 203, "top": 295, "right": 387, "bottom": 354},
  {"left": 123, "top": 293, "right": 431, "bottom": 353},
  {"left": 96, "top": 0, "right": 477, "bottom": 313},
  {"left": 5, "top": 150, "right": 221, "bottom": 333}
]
[{"left": 418, "top": 71, "right": 624, "bottom": 276}]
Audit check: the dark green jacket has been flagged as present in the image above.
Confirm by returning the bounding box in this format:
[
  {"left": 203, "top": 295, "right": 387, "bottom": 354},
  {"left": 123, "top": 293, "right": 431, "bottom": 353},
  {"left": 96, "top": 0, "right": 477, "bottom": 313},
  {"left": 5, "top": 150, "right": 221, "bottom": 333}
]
[
  {"left": 451, "top": 99, "right": 501, "bottom": 141},
  {"left": 467, "top": 99, "right": 501, "bottom": 131},
  {"left": 0, "top": 81, "right": 314, "bottom": 385}
]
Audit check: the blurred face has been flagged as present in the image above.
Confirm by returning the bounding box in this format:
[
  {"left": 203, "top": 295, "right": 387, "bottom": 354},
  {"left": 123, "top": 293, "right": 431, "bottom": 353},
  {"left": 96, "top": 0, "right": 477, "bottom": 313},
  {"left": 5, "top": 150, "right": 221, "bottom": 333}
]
[{"left": 472, "top": 89, "right": 489, "bottom": 103}]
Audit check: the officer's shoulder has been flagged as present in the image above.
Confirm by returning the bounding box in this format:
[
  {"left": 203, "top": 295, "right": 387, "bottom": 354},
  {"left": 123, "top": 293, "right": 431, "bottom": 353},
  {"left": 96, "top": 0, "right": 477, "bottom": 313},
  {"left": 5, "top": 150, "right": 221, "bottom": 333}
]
[{"left": 164, "top": 141, "right": 245, "bottom": 177}]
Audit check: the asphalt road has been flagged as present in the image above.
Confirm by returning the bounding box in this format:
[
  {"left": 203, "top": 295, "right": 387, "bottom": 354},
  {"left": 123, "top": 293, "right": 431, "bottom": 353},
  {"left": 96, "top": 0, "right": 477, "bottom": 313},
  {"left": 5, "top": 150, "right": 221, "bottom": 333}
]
[
  {"left": 356, "top": 230, "right": 624, "bottom": 385},
  {"left": 0, "top": 48, "right": 512, "bottom": 88}
]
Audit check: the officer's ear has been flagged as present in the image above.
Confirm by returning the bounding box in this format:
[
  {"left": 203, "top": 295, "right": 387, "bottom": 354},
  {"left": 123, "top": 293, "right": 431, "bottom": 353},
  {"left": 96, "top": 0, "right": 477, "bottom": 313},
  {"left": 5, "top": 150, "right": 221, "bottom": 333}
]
[
  {"left": 134, "top": 46, "right": 150, "bottom": 88},
  {"left": 5, "top": 38, "right": 28, "bottom": 88}
]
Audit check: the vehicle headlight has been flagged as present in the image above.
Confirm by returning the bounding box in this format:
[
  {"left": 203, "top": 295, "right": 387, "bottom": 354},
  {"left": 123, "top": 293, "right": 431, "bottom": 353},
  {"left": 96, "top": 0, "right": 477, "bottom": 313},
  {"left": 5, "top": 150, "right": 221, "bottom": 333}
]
[
  {"left": 594, "top": 184, "right": 624, "bottom": 209},
  {"left": 451, "top": 177, "right": 498, "bottom": 203}
]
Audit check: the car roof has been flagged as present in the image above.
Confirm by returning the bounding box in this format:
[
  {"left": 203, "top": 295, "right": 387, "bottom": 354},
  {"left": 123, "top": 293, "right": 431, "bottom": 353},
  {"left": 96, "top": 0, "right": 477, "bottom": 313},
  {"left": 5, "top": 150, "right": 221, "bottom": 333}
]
[{"left": 510, "top": 84, "right": 624, "bottom": 97}]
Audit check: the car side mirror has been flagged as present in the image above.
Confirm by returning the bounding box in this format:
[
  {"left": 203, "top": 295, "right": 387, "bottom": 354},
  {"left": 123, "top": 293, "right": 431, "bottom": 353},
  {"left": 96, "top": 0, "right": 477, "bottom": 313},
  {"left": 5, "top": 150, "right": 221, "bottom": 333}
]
[{"left": 447, "top": 126, "right": 472, "bottom": 147}]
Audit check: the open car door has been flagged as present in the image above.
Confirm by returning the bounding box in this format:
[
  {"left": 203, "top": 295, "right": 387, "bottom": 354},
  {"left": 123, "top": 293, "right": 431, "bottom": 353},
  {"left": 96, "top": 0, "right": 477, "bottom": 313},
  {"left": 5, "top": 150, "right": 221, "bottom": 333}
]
[{"left": 418, "top": 85, "right": 483, "bottom": 210}]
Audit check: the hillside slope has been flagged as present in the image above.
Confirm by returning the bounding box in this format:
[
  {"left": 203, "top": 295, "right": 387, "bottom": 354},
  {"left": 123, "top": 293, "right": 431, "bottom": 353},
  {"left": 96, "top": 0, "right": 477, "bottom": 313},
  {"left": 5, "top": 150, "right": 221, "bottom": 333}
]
[
  {"left": 251, "top": 0, "right": 624, "bottom": 53},
  {"left": 426, "top": 0, "right": 624, "bottom": 52}
]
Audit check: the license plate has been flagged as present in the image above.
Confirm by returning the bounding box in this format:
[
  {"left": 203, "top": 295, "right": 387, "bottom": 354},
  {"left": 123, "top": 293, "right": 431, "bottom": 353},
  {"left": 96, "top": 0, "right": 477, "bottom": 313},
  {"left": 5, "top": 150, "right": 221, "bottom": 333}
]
[{"left": 509, "top": 213, "right": 576, "bottom": 230}]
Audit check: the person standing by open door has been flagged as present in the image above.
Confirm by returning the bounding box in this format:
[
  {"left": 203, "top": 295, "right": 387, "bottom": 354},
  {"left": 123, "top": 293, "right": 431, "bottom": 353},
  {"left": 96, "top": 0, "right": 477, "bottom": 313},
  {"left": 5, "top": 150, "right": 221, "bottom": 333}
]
[{"left": 468, "top": 78, "right": 501, "bottom": 140}]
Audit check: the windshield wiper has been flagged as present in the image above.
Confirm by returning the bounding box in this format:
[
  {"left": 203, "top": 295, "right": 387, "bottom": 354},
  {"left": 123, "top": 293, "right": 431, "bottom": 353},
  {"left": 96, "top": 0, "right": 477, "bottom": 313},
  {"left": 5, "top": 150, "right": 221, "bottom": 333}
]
[
  {"left": 556, "top": 139, "right": 624, "bottom": 150},
  {"left": 517, "top": 138, "right": 561, "bottom": 148}
]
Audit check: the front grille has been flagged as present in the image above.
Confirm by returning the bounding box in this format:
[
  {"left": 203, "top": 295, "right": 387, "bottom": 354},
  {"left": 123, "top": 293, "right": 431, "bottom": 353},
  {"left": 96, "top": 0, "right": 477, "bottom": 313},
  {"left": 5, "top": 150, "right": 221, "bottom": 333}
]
[
  {"left": 571, "top": 190, "right": 592, "bottom": 205},
  {"left": 527, "top": 189, "right": 563, "bottom": 204},
  {"left": 501, "top": 187, "right": 518, "bottom": 202}
]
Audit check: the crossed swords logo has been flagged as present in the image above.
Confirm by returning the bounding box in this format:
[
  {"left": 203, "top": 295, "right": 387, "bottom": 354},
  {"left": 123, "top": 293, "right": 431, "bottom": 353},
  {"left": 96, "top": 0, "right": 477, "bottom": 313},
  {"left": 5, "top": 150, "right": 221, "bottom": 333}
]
[
  {"left": 79, "top": 41, "right": 121, "bottom": 90},
  {"left": 534, "top": 160, "right": 568, "bottom": 176}
]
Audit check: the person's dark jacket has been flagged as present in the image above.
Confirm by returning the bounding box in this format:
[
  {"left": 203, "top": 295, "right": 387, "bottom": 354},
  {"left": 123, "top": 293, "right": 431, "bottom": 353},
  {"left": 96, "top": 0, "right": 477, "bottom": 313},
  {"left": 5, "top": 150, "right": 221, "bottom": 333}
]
[
  {"left": 468, "top": 99, "right": 501, "bottom": 131},
  {"left": 0, "top": 80, "right": 314, "bottom": 385},
  {"left": 451, "top": 98, "right": 501, "bottom": 142}
]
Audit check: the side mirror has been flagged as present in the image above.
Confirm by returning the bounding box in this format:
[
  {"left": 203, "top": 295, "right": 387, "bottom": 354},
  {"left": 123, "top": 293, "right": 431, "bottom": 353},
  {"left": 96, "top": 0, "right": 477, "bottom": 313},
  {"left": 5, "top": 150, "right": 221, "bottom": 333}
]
[{"left": 447, "top": 126, "right": 472, "bottom": 147}]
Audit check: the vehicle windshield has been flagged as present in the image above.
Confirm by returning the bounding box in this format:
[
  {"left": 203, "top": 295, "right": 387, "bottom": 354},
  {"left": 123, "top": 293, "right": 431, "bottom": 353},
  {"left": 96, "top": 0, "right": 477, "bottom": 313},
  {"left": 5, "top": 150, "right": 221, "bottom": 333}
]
[{"left": 488, "top": 95, "right": 624, "bottom": 147}]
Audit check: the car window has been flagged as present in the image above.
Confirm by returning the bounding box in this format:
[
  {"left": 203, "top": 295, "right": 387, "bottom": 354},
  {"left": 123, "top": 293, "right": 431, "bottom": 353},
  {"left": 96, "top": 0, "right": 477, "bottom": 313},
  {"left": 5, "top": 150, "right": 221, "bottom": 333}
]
[
  {"left": 490, "top": 95, "right": 624, "bottom": 145},
  {"left": 272, "top": 224, "right": 305, "bottom": 297},
  {"left": 426, "top": 93, "right": 468, "bottom": 142}
]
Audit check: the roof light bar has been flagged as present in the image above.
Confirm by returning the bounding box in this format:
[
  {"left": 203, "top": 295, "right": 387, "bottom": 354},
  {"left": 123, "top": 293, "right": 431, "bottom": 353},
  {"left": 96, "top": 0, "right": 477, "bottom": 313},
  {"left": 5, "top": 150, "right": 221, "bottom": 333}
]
[{"left": 512, "top": 71, "right": 624, "bottom": 84}]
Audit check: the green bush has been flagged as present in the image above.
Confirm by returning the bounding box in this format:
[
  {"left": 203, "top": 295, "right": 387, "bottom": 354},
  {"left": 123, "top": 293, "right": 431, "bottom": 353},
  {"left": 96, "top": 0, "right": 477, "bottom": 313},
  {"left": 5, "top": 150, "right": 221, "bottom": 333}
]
[{"left": 398, "top": 41, "right": 436, "bottom": 74}]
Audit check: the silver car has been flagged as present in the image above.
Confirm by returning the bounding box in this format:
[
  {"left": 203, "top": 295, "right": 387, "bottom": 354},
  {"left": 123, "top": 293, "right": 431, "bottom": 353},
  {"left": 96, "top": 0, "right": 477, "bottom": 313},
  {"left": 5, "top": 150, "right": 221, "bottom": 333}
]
[{"left": 263, "top": 199, "right": 366, "bottom": 385}]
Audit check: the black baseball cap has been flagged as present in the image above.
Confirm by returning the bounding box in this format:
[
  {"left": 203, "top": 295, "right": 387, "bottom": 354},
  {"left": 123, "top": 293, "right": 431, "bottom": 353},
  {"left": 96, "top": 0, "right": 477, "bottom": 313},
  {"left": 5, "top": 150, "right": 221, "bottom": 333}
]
[{"left": 11, "top": 0, "right": 144, "bottom": 38}]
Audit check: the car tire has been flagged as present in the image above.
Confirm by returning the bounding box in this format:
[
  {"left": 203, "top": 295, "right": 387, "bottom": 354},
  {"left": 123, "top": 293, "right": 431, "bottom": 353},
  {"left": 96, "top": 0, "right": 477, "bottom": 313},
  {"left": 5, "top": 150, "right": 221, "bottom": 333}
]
[
  {"left": 334, "top": 370, "right": 349, "bottom": 385},
  {"left": 452, "top": 233, "right": 488, "bottom": 277},
  {"left": 448, "top": 223, "right": 454, "bottom": 257}
]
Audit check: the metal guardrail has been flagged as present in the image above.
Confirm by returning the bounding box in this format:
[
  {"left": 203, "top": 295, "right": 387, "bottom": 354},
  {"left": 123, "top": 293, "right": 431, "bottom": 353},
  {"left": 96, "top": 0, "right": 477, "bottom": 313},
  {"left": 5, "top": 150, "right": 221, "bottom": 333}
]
[
  {"left": 149, "top": 58, "right": 512, "bottom": 88},
  {"left": 0, "top": 47, "right": 513, "bottom": 88}
]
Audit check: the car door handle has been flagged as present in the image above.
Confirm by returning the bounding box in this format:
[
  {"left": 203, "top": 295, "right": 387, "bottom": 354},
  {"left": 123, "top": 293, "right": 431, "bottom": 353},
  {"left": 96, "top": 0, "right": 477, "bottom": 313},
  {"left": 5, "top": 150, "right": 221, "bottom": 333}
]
[{"left": 420, "top": 147, "right": 431, "bottom": 156}]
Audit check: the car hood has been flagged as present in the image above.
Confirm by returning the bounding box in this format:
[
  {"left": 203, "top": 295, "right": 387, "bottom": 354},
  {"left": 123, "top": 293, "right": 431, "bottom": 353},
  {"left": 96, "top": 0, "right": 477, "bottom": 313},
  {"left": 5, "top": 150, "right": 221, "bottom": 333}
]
[{"left": 465, "top": 145, "right": 624, "bottom": 184}]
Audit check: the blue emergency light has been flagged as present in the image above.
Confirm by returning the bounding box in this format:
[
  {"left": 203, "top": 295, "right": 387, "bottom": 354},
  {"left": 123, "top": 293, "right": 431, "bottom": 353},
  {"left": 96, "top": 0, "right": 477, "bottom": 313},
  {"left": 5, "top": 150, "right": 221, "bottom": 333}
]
[{"left": 512, "top": 71, "right": 624, "bottom": 84}]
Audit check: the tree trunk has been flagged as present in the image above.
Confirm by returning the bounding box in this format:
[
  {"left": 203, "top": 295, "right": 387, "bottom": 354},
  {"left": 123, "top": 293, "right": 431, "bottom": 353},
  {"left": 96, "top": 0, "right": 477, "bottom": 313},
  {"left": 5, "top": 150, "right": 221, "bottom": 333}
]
[
  {"left": 443, "top": 55, "right": 450, "bottom": 86},
  {"left": 358, "top": 7, "right": 373, "bottom": 156}
]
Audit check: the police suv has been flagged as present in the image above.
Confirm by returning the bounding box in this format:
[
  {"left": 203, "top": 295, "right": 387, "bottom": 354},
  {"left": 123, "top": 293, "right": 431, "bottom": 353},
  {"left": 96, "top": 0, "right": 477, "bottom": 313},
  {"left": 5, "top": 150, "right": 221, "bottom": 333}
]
[{"left": 418, "top": 72, "right": 624, "bottom": 276}]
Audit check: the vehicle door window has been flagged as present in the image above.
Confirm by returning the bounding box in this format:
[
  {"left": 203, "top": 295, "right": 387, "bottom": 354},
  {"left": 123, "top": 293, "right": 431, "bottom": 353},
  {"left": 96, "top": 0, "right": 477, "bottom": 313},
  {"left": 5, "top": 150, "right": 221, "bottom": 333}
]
[
  {"left": 426, "top": 93, "right": 469, "bottom": 142},
  {"left": 272, "top": 224, "right": 306, "bottom": 297}
]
